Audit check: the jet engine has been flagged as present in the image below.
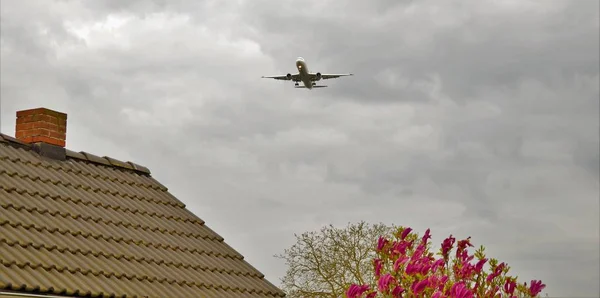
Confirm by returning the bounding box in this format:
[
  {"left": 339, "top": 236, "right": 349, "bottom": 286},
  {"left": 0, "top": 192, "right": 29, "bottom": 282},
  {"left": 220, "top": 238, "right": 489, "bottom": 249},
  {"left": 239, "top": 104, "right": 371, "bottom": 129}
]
[
  {"left": 315, "top": 72, "right": 322, "bottom": 81},
  {"left": 286, "top": 73, "right": 292, "bottom": 80}
]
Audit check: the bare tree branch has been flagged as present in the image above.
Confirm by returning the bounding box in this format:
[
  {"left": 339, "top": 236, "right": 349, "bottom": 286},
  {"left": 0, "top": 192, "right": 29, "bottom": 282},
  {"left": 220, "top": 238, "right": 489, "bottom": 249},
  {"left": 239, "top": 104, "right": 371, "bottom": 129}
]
[{"left": 275, "top": 221, "right": 398, "bottom": 298}]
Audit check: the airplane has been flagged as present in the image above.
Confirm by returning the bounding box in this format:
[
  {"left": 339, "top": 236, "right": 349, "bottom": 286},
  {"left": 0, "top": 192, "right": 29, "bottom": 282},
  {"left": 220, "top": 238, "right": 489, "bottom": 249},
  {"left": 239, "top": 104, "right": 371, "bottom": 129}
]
[{"left": 261, "top": 57, "right": 353, "bottom": 89}]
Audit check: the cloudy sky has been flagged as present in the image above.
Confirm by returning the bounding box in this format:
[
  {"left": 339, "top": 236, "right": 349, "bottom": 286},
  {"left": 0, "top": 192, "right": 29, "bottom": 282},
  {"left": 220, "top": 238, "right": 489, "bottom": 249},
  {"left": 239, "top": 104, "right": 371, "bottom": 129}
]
[{"left": 1, "top": 0, "right": 598, "bottom": 296}]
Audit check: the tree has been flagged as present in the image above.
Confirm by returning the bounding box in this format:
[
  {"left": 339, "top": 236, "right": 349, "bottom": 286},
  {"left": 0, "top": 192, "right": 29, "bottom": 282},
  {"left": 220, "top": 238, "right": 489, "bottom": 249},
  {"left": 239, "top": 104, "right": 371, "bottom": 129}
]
[
  {"left": 275, "top": 221, "right": 399, "bottom": 297},
  {"left": 345, "top": 226, "right": 547, "bottom": 298}
]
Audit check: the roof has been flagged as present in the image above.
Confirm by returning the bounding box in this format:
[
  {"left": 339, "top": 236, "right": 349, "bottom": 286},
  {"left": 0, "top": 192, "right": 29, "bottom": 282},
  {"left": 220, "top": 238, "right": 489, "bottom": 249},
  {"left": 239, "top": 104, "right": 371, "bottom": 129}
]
[{"left": 0, "top": 132, "right": 286, "bottom": 298}]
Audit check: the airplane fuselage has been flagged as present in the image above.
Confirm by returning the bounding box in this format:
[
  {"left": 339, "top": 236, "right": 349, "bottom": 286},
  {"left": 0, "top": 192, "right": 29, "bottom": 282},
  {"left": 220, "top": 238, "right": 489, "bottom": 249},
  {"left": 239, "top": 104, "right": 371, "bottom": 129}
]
[
  {"left": 261, "top": 57, "right": 352, "bottom": 89},
  {"left": 295, "top": 57, "right": 314, "bottom": 89}
]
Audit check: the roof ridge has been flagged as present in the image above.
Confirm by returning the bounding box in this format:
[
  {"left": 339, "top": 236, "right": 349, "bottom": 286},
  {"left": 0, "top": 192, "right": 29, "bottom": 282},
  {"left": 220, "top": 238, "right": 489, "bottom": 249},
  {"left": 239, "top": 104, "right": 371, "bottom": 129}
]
[
  {"left": 1, "top": 155, "right": 163, "bottom": 190},
  {"left": 2, "top": 202, "right": 221, "bottom": 241},
  {"left": 2, "top": 186, "right": 202, "bottom": 224},
  {"left": 0, "top": 169, "right": 181, "bottom": 207},
  {"left": 1, "top": 220, "right": 241, "bottom": 259},
  {"left": 0, "top": 132, "right": 151, "bottom": 176},
  {"left": 1, "top": 261, "right": 284, "bottom": 296},
  {"left": 1, "top": 239, "right": 263, "bottom": 278}
]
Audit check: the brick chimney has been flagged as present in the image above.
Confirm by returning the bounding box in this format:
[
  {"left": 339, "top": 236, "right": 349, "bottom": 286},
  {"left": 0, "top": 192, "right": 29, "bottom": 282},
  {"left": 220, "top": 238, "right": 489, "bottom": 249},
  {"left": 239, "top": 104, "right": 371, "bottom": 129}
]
[
  {"left": 16, "top": 107, "right": 67, "bottom": 147},
  {"left": 15, "top": 108, "right": 68, "bottom": 160}
]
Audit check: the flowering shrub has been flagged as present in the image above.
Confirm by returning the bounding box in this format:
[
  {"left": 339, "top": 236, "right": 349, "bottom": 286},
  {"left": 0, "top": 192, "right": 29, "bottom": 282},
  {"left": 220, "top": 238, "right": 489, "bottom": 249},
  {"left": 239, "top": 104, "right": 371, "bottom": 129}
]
[{"left": 345, "top": 227, "right": 546, "bottom": 298}]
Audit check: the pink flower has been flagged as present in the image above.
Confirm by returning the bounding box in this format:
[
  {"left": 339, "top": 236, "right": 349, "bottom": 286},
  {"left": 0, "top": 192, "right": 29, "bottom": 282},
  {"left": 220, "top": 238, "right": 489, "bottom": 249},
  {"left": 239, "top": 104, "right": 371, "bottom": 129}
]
[
  {"left": 441, "top": 235, "right": 455, "bottom": 259},
  {"left": 450, "top": 282, "right": 474, "bottom": 298},
  {"left": 439, "top": 275, "right": 449, "bottom": 285},
  {"left": 378, "top": 273, "right": 396, "bottom": 293},
  {"left": 411, "top": 244, "right": 426, "bottom": 261},
  {"left": 456, "top": 237, "right": 473, "bottom": 258},
  {"left": 411, "top": 279, "right": 429, "bottom": 295},
  {"left": 404, "top": 256, "right": 431, "bottom": 276},
  {"left": 391, "top": 240, "right": 410, "bottom": 257},
  {"left": 420, "top": 262, "right": 432, "bottom": 275},
  {"left": 374, "top": 259, "right": 383, "bottom": 278},
  {"left": 346, "top": 284, "right": 371, "bottom": 298},
  {"left": 400, "top": 227, "right": 413, "bottom": 240},
  {"left": 344, "top": 226, "right": 546, "bottom": 298},
  {"left": 431, "top": 275, "right": 449, "bottom": 292},
  {"left": 503, "top": 278, "right": 516, "bottom": 296},
  {"left": 405, "top": 261, "right": 420, "bottom": 275},
  {"left": 474, "top": 258, "right": 487, "bottom": 273},
  {"left": 431, "top": 258, "right": 445, "bottom": 272},
  {"left": 421, "top": 228, "right": 431, "bottom": 244},
  {"left": 528, "top": 280, "right": 546, "bottom": 296},
  {"left": 391, "top": 286, "right": 404, "bottom": 297},
  {"left": 457, "top": 237, "right": 473, "bottom": 250},
  {"left": 377, "top": 236, "right": 388, "bottom": 252},
  {"left": 456, "top": 249, "right": 473, "bottom": 264},
  {"left": 393, "top": 256, "right": 409, "bottom": 271},
  {"left": 459, "top": 263, "right": 475, "bottom": 279},
  {"left": 486, "top": 262, "right": 505, "bottom": 283}
]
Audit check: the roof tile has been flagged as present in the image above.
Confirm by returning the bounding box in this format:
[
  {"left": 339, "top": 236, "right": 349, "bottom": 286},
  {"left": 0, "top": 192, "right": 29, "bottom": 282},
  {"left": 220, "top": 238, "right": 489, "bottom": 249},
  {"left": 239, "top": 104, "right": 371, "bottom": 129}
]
[
  {"left": 127, "top": 161, "right": 151, "bottom": 175},
  {"left": 65, "top": 149, "right": 87, "bottom": 160},
  {"left": 79, "top": 152, "right": 111, "bottom": 166},
  {"left": 104, "top": 156, "right": 133, "bottom": 171}
]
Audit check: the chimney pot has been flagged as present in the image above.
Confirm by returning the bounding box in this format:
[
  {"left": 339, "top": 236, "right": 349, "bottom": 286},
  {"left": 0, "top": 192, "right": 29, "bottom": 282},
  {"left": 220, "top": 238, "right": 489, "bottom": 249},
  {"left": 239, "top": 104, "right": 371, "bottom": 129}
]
[{"left": 15, "top": 108, "right": 67, "bottom": 148}]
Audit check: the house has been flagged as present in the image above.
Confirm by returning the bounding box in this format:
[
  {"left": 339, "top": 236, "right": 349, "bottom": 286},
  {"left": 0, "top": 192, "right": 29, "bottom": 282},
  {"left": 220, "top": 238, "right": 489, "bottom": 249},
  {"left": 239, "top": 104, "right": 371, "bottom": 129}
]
[{"left": 0, "top": 107, "right": 286, "bottom": 298}]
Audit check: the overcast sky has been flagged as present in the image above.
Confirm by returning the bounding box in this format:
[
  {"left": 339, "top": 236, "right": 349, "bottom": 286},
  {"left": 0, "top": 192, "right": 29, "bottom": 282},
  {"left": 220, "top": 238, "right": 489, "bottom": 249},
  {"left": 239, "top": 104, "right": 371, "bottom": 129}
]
[{"left": 1, "top": 0, "right": 598, "bottom": 296}]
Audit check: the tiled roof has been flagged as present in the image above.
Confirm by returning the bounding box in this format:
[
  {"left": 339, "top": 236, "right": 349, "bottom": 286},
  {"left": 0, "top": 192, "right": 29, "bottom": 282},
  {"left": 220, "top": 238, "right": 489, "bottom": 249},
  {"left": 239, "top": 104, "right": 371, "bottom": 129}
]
[{"left": 0, "top": 133, "right": 286, "bottom": 298}]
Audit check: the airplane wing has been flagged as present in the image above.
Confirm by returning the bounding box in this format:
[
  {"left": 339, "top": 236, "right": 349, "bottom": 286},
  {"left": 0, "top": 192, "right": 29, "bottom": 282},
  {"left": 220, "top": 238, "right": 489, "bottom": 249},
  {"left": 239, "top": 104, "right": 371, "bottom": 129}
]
[
  {"left": 261, "top": 74, "right": 301, "bottom": 82},
  {"left": 309, "top": 73, "right": 354, "bottom": 80}
]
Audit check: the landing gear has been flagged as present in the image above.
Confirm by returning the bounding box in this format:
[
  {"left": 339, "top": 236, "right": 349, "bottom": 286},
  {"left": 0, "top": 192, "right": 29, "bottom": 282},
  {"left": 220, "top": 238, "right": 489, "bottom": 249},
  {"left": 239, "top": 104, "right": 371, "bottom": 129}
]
[
  {"left": 312, "top": 82, "right": 316, "bottom": 86},
  {"left": 294, "top": 82, "right": 299, "bottom": 86}
]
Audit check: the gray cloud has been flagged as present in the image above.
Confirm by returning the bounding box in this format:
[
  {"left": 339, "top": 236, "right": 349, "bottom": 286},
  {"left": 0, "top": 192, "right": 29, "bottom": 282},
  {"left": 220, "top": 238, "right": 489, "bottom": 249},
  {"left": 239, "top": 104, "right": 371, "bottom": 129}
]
[{"left": 1, "top": 0, "right": 598, "bottom": 296}]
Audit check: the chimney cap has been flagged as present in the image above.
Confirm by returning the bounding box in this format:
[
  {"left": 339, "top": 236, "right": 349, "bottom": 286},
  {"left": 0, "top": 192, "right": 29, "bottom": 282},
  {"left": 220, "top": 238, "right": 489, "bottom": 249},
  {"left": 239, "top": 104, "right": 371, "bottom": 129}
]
[
  {"left": 15, "top": 107, "right": 67, "bottom": 148},
  {"left": 16, "top": 107, "right": 67, "bottom": 119}
]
